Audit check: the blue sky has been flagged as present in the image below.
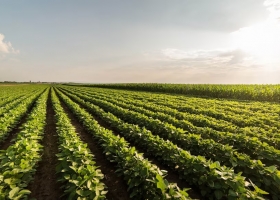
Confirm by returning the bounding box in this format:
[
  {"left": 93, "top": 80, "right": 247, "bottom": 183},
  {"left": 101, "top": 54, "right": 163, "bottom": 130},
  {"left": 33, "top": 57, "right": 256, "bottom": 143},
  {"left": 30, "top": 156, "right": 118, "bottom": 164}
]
[{"left": 1, "top": 0, "right": 280, "bottom": 83}]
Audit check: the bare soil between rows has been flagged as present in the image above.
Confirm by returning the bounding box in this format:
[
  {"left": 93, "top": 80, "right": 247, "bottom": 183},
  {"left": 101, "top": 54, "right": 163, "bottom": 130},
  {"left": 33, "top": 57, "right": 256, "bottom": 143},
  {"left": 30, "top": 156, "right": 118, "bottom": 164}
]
[{"left": 27, "top": 91, "right": 64, "bottom": 200}]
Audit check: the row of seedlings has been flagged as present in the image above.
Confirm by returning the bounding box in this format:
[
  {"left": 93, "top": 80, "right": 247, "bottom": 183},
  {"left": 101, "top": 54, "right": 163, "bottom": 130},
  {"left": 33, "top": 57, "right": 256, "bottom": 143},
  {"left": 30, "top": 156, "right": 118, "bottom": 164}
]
[
  {"left": 0, "top": 86, "right": 37, "bottom": 105},
  {"left": 0, "top": 89, "right": 46, "bottom": 143},
  {"left": 0, "top": 89, "right": 49, "bottom": 199},
  {"left": 51, "top": 89, "right": 107, "bottom": 199},
  {"left": 0, "top": 95, "right": 27, "bottom": 114},
  {"left": 0, "top": 93, "right": 36, "bottom": 117}
]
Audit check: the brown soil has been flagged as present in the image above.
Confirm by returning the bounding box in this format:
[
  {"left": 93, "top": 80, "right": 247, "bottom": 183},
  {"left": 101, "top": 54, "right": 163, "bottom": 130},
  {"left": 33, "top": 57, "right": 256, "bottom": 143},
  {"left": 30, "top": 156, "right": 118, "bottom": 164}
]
[
  {"left": 27, "top": 91, "right": 64, "bottom": 200},
  {"left": 58, "top": 94, "right": 130, "bottom": 200},
  {"left": 58, "top": 88, "right": 202, "bottom": 199}
]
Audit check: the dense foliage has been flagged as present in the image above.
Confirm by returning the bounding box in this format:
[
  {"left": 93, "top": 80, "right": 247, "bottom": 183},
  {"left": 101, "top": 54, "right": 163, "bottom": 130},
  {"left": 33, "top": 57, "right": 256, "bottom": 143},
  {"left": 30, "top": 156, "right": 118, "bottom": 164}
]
[{"left": 69, "top": 83, "right": 280, "bottom": 102}]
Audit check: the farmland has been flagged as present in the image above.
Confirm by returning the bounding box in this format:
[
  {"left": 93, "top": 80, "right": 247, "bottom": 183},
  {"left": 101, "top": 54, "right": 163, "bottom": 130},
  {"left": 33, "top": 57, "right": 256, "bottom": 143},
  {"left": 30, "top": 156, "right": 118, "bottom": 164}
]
[{"left": 0, "top": 84, "right": 280, "bottom": 200}]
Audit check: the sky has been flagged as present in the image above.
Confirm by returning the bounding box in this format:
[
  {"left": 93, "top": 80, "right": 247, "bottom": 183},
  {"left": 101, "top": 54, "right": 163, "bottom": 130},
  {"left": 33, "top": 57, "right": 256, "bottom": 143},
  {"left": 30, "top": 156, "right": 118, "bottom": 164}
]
[{"left": 0, "top": 0, "right": 280, "bottom": 83}]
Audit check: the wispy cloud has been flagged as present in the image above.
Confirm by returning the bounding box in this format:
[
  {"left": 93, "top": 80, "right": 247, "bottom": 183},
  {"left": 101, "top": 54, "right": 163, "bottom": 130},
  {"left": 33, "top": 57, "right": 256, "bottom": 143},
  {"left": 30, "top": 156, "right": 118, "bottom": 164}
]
[
  {"left": 156, "top": 48, "right": 256, "bottom": 70},
  {"left": 0, "top": 33, "right": 18, "bottom": 55}
]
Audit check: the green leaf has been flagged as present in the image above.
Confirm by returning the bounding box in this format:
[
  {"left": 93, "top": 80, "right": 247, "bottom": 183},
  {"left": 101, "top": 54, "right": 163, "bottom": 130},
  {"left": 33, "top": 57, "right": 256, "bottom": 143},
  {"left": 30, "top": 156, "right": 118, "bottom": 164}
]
[
  {"left": 249, "top": 179, "right": 269, "bottom": 195},
  {"left": 214, "top": 190, "right": 223, "bottom": 200},
  {"left": 129, "top": 188, "right": 138, "bottom": 198},
  {"left": 228, "top": 189, "right": 237, "bottom": 197},
  {"left": 9, "top": 187, "right": 20, "bottom": 199},
  {"left": 64, "top": 174, "right": 70, "bottom": 180},
  {"left": 208, "top": 181, "right": 214, "bottom": 187},
  {"left": 209, "top": 161, "right": 220, "bottom": 169},
  {"left": 18, "top": 189, "right": 31, "bottom": 195},
  {"left": 275, "top": 171, "right": 280, "bottom": 185},
  {"left": 101, "top": 191, "right": 108, "bottom": 195},
  {"left": 87, "top": 180, "right": 92, "bottom": 189},
  {"left": 4, "top": 178, "right": 12, "bottom": 184},
  {"left": 201, "top": 190, "right": 207, "bottom": 196},
  {"left": 257, "top": 160, "right": 263, "bottom": 166},
  {"left": 156, "top": 174, "right": 167, "bottom": 192},
  {"left": 266, "top": 165, "right": 277, "bottom": 173}
]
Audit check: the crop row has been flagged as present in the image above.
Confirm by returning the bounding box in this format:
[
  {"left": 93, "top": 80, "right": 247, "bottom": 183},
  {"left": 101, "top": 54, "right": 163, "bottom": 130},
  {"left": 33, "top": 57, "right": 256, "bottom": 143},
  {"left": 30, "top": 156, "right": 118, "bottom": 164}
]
[
  {"left": 0, "top": 85, "right": 42, "bottom": 99},
  {"left": 51, "top": 88, "right": 107, "bottom": 199},
  {"left": 0, "top": 85, "right": 31, "bottom": 98},
  {"left": 55, "top": 88, "right": 191, "bottom": 200},
  {"left": 0, "top": 87, "right": 41, "bottom": 108},
  {"left": 0, "top": 95, "right": 24, "bottom": 108},
  {"left": 57, "top": 88, "right": 269, "bottom": 199},
  {"left": 0, "top": 94, "right": 34, "bottom": 117},
  {"left": 0, "top": 88, "right": 49, "bottom": 199},
  {"left": 0, "top": 90, "right": 45, "bottom": 143}
]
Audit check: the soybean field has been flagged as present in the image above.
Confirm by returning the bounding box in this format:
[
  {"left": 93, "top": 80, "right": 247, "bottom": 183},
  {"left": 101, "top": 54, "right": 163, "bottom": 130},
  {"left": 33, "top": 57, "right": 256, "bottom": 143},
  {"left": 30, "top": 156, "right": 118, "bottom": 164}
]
[{"left": 0, "top": 84, "right": 280, "bottom": 200}]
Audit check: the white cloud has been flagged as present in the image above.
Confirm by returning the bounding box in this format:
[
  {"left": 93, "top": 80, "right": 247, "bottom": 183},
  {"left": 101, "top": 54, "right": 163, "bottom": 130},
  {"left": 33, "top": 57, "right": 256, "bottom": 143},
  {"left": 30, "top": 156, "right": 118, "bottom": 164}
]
[
  {"left": 161, "top": 49, "right": 229, "bottom": 61},
  {"left": 158, "top": 48, "right": 255, "bottom": 70},
  {"left": 0, "top": 33, "right": 18, "bottom": 54}
]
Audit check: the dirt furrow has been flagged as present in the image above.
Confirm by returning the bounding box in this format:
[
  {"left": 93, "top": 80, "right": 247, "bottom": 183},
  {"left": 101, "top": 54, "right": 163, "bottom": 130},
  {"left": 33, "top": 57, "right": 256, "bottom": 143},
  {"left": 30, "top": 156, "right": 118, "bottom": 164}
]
[{"left": 27, "top": 91, "right": 63, "bottom": 200}]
